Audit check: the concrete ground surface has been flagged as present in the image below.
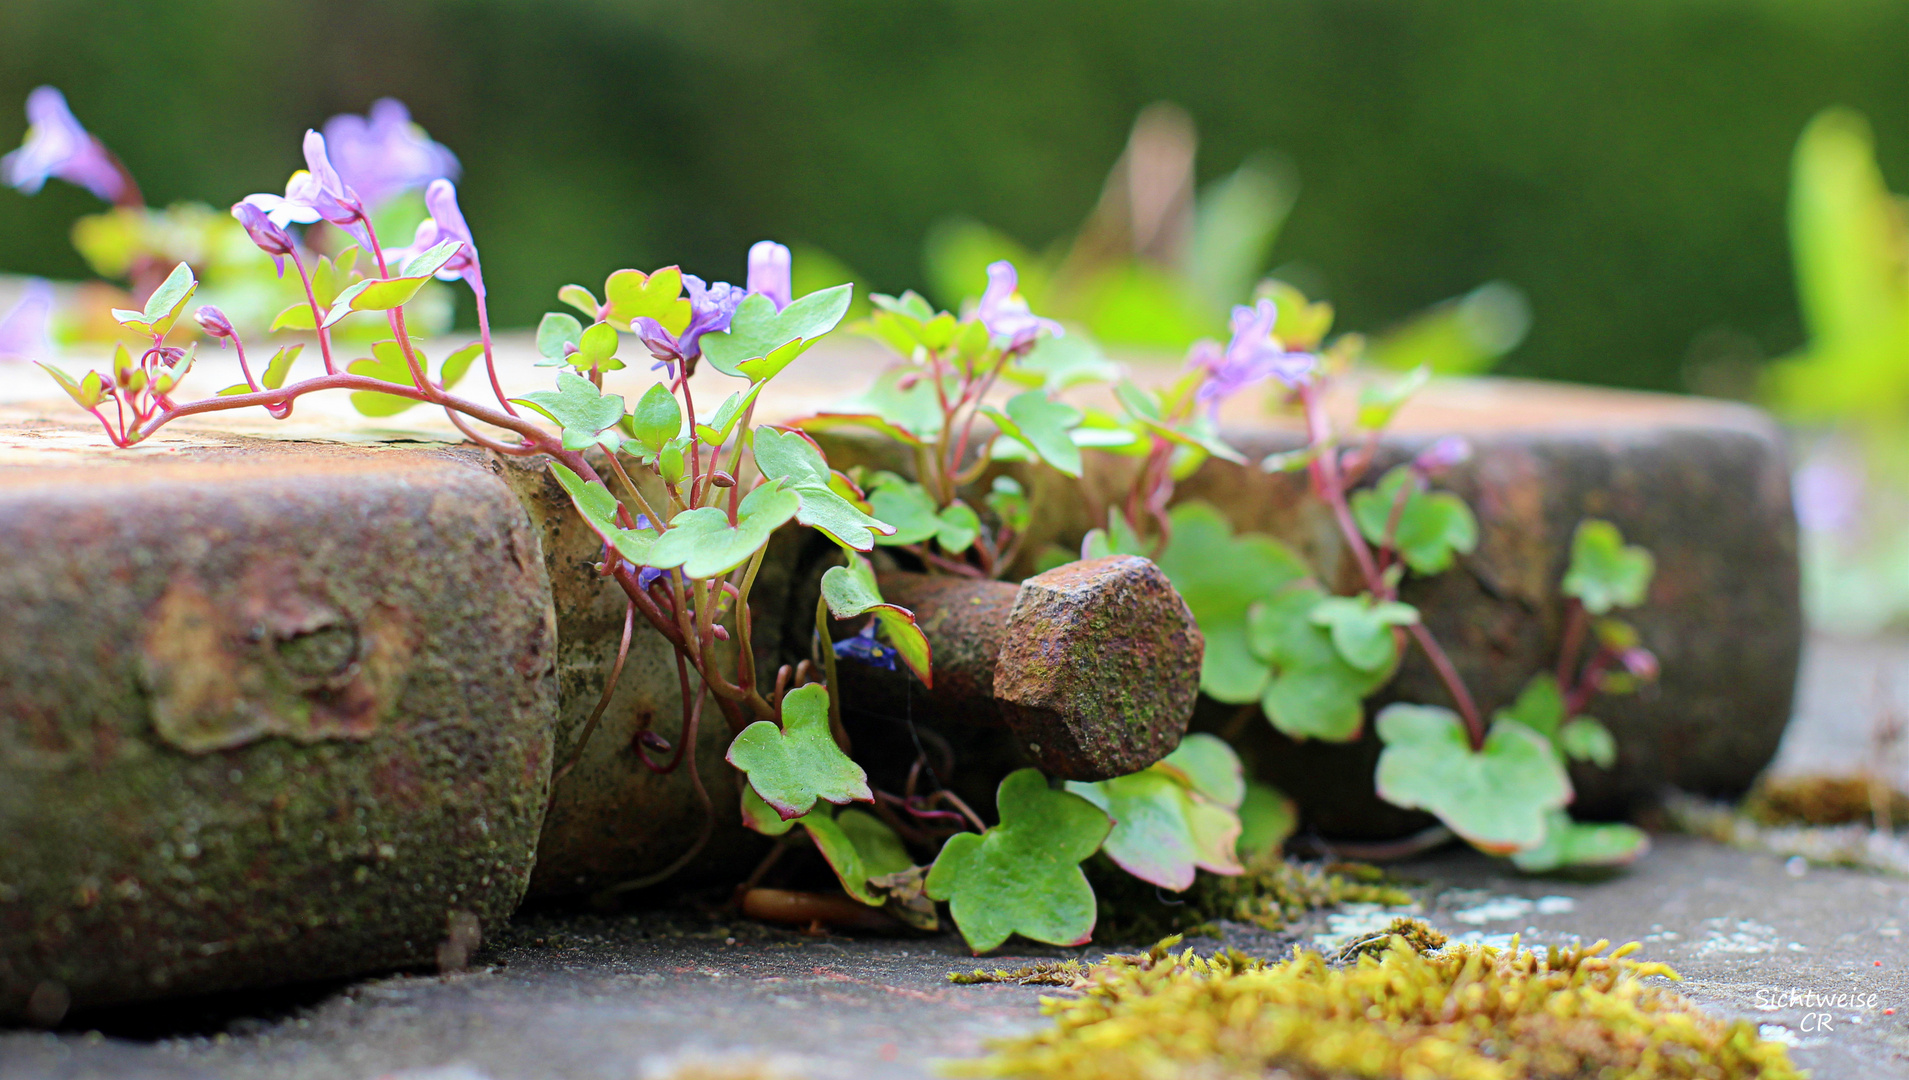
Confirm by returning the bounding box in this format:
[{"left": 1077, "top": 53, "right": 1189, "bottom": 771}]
[{"left": 3, "top": 642, "right": 1907, "bottom": 1080}]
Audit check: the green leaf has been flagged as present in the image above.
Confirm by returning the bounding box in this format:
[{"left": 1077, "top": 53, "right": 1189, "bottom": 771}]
[
  {"left": 753, "top": 426, "right": 895, "bottom": 550},
  {"left": 558, "top": 283, "right": 600, "bottom": 319},
  {"left": 399, "top": 239, "right": 461, "bottom": 279},
  {"left": 39, "top": 362, "right": 103, "bottom": 409},
  {"left": 725, "top": 683, "right": 870, "bottom": 819},
  {"left": 1558, "top": 717, "right": 1617, "bottom": 768},
  {"left": 628, "top": 382, "right": 684, "bottom": 454},
  {"left": 1510, "top": 809, "right": 1650, "bottom": 872},
  {"left": 867, "top": 478, "right": 943, "bottom": 546},
  {"left": 572, "top": 321, "right": 623, "bottom": 372},
  {"left": 739, "top": 782, "right": 798, "bottom": 837},
  {"left": 1250, "top": 587, "right": 1395, "bottom": 740},
  {"left": 270, "top": 302, "right": 317, "bottom": 332},
  {"left": 1562, "top": 519, "right": 1654, "bottom": 615},
  {"left": 326, "top": 273, "right": 432, "bottom": 325},
  {"left": 935, "top": 501, "right": 981, "bottom": 553},
  {"left": 1152, "top": 502, "right": 1310, "bottom": 704},
  {"left": 1235, "top": 782, "right": 1298, "bottom": 862},
  {"left": 439, "top": 341, "right": 484, "bottom": 390},
  {"left": 1308, "top": 594, "right": 1419, "bottom": 672},
  {"left": 1010, "top": 333, "right": 1121, "bottom": 391},
  {"left": 1356, "top": 365, "right": 1430, "bottom": 430},
  {"left": 819, "top": 555, "right": 932, "bottom": 685},
  {"left": 547, "top": 462, "right": 656, "bottom": 564},
  {"left": 536, "top": 312, "right": 584, "bottom": 365},
  {"left": 804, "top": 806, "right": 914, "bottom": 905},
  {"left": 987, "top": 475, "right": 1030, "bottom": 533},
  {"left": 1067, "top": 734, "right": 1246, "bottom": 891},
  {"left": 603, "top": 267, "right": 690, "bottom": 333},
  {"left": 1494, "top": 674, "right": 1566, "bottom": 742},
  {"left": 1374, "top": 704, "right": 1573, "bottom": 853},
  {"left": 925, "top": 769, "right": 1112, "bottom": 953},
  {"left": 695, "top": 384, "right": 766, "bottom": 447},
  {"left": 346, "top": 339, "right": 427, "bottom": 417},
  {"left": 113, "top": 262, "right": 197, "bottom": 335},
  {"left": 805, "top": 366, "right": 950, "bottom": 444},
  {"left": 1154, "top": 733, "right": 1247, "bottom": 809},
  {"left": 1349, "top": 466, "right": 1479, "bottom": 575},
  {"left": 985, "top": 391, "right": 1084, "bottom": 477},
  {"left": 702, "top": 284, "right": 855, "bottom": 380},
  {"left": 261, "top": 344, "right": 303, "bottom": 391},
  {"left": 512, "top": 371, "right": 628, "bottom": 452},
  {"left": 871, "top": 290, "right": 936, "bottom": 321},
  {"left": 648, "top": 479, "right": 800, "bottom": 579}
]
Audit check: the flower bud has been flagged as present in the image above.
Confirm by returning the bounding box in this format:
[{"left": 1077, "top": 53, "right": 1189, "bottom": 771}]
[
  {"left": 1619, "top": 647, "right": 1660, "bottom": 682},
  {"left": 1414, "top": 435, "right": 1473, "bottom": 474},
  {"left": 193, "top": 305, "right": 234, "bottom": 340},
  {"left": 747, "top": 240, "right": 792, "bottom": 311}
]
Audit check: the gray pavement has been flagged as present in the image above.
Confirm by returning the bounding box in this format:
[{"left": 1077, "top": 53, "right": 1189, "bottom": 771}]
[{"left": 3, "top": 636, "right": 1908, "bottom": 1079}]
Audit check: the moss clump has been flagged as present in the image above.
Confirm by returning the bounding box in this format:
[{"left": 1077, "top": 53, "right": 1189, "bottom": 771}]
[
  {"left": 954, "top": 937, "right": 1802, "bottom": 1080},
  {"left": 950, "top": 959, "right": 1101, "bottom": 986},
  {"left": 1744, "top": 773, "right": 1909, "bottom": 828},
  {"left": 1335, "top": 916, "right": 1448, "bottom": 962},
  {"left": 1089, "top": 855, "right": 1413, "bottom": 943}
]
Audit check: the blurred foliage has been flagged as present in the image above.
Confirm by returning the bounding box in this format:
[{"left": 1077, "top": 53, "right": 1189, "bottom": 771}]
[{"left": 6, "top": 0, "right": 1909, "bottom": 387}]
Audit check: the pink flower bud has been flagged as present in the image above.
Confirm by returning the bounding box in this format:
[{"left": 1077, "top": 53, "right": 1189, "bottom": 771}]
[{"left": 193, "top": 305, "right": 234, "bottom": 340}]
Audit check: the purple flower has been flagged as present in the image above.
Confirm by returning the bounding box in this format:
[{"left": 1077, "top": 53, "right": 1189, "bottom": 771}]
[
  {"left": 319, "top": 99, "right": 460, "bottom": 210},
  {"left": 747, "top": 241, "right": 793, "bottom": 311},
  {"left": 193, "top": 305, "right": 235, "bottom": 340},
  {"left": 0, "top": 279, "right": 53, "bottom": 362},
  {"left": 1190, "top": 298, "right": 1316, "bottom": 414},
  {"left": 976, "top": 261, "right": 1061, "bottom": 351},
  {"left": 833, "top": 624, "right": 897, "bottom": 671},
  {"left": 633, "top": 274, "right": 743, "bottom": 369},
  {"left": 1617, "top": 647, "right": 1660, "bottom": 682},
  {"left": 1793, "top": 456, "right": 1864, "bottom": 535},
  {"left": 1413, "top": 435, "right": 1472, "bottom": 474},
  {"left": 230, "top": 201, "right": 296, "bottom": 275},
  {"left": 388, "top": 179, "right": 483, "bottom": 293},
  {"left": 241, "top": 130, "right": 361, "bottom": 230},
  {"left": 2, "top": 87, "right": 126, "bottom": 203}
]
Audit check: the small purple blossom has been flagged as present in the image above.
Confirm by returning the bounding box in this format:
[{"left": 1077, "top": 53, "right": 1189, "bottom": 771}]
[
  {"left": 976, "top": 261, "right": 1062, "bottom": 351},
  {"left": 1793, "top": 455, "right": 1864, "bottom": 535},
  {"left": 1413, "top": 435, "right": 1473, "bottom": 474},
  {"left": 1190, "top": 298, "right": 1316, "bottom": 415},
  {"left": 633, "top": 274, "right": 743, "bottom": 369},
  {"left": 0, "top": 278, "right": 53, "bottom": 362},
  {"left": 320, "top": 99, "right": 460, "bottom": 210},
  {"left": 833, "top": 624, "right": 897, "bottom": 671},
  {"left": 193, "top": 305, "right": 234, "bottom": 340},
  {"left": 241, "top": 130, "right": 361, "bottom": 230},
  {"left": 1617, "top": 647, "right": 1660, "bottom": 682},
  {"left": 389, "top": 179, "right": 483, "bottom": 293},
  {"left": 230, "top": 201, "right": 296, "bottom": 275},
  {"left": 2, "top": 87, "right": 126, "bottom": 203},
  {"left": 747, "top": 241, "right": 793, "bottom": 311}
]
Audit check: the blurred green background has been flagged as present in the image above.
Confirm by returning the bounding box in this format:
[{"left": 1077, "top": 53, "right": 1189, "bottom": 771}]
[{"left": 5, "top": 0, "right": 1909, "bottom": 390}]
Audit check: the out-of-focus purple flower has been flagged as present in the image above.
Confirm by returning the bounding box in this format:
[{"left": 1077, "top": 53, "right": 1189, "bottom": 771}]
[
  {"left": 747, "top": 241, "right": 792, "bottom": 311},
  {"left": 976, "top": 261, "right": 1061, "bottom": 351},
  {"left": 320, "top": 99, "right": 459, "bottom": 210},
  {"left": 833, "top": 624, "right": 897, "bottom": 671},
  {"left": 241, "top": 131, "right": 361, "bottom": 230},
  {"left": 0, "top": 278, "right": 53, "bottom": 362},
  {"left": 1617, "top": 647, "right": 1660, "bottom": 682},
  {"left": 2, "top": 87, "right": 126, "bottom": 203},
  {"left": 388, "top": 179, "right": 483, "bottom": 293},
  {"left": 1190, "top": 298, "right": 1316, "bottom": 414},
  {"left": 193, "top": 305, "right": 234, "bottom": 340},
  {"left": 1413, "top": 435, "right": 1472, "bottom": 474},
  {"left": 1793, "top": 455, "right": 1864, "bottom": 535},
  {"left": 230, "top": 201, "right": 296, "bottom": 275},
  {"left": 633, "top": 274, "right": 743, "bottom": 369}
]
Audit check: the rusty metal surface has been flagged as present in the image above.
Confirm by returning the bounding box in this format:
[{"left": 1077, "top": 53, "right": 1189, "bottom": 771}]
[{"left": 0, "top": 429, "right": 558, "bottom": 1018}]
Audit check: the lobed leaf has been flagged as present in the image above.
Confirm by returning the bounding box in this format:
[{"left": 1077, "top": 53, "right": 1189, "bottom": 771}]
[
  {"left": 512, "top": 371, "right": 628, "bottom": 452},
  {"left": 1510, "top": 809, "right": 1650, "bottom": 872},
  {"left": 725, "top": 683, "right": 871, "bottom": 820},
  {"left": 753, "top": 426, "right": 895, "bottom": 550},
  {"left": 703, "top": 284, "right": 854, "bottom": 381},
  {"left": 1562, "top": 519, "right": 1654, "bottom": 614},
  {"left": 1374, "top": 704, "right": 1572, "bottom": 853},
  {"left": 647, "top": 479, "right": 800, "bottom": 579}
]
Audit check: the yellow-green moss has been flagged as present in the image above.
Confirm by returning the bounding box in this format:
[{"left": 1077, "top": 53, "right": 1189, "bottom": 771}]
[
  {"left": 1090, "top": 855, "right": 1413, "bottom": 943},
  {"left": 1744, "top": 773, "right": 1909, "bottom": 828},
  {"left": 953, "top": 937, "right": 1802, "bottom": 1080},
  {"left": 1334, "top": 916, "right": 1448, "bottom": 962}
]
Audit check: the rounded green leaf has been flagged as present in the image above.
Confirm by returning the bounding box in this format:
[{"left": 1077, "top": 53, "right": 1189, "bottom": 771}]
[
  {"left": 1374, "top": 704, "right": 1573, "bottom": 853},
  {"left": 629, "top": 382, "right": 683, "bottom": 453},
  {"left": 1559, "top": 716, "right": 1618, "bottom": 768},
  {"left": 725, "top": 683, "right": 870, "bottom": 819},
  {"left": 1510, "top": 809, "right": 1649, "bottom": 872},
  {"left": 647, "top": 479, "right": 800, "bottom": 580},
  {"left": 1562, "top": 519, "right": 1654, "bottom": 614}
]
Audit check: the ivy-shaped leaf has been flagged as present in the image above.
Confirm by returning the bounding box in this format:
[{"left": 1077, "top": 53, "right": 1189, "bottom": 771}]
[
  {"left": 558, "top": 283, "right": 600, "bottom": 319},
  {"left": 1235, "top": 782, "right": 1298, "bottom": 862},
  {"left": 819, "top": 554, "right": 932, "bottom": 686},
  {"left": 440, "top": 341, "right": 484, "bottom": 391},
  {"left": 753, "top": 426, "right": 895, "bottom": 551},
  {"left": 568, "top": 321, "right": 625, "bottom": 373},
  {"left": 603, "top": 266, "right": 690, "bottom": 333},
  {"left": 984, "top": 391, "right": 1084, "bottom": 477},
  {"left": 1350, "top": 466, "right": 1479, "bottom": 575},
  {"left": 547, "top": 462, "right": 657, "bottom": 565},
  {"left": 512, "top": 371, "right": 628, "bottom": 451},
  {"left": 1065, "top": 734, "right": 1246, "bottom": 891},
  {"left": 111, "top": 262, "right": 195, "bottom": 335},
  {"left": 39, "top": 362, "right": 105, "bottom": 408},
  {"left": 1558, "top": 717, "right": 1617, "bottom": 768},
  {"left": 738, "top": 787, "right": 912, "bottom": 907},
  {"left": 799, "top": 367, "right": 951, "bottom": 446},
  {"left": 695, "top": 384, "right": 766, "bottom": 447},
  {"left": 702, "top": 284, "right": 854, "bottom": 381},
  {"left": 627, "top": 382, "right": 684, "bottom": 454},
  {"left": 1510, "top": 809, "right": 1649, "bottom": 873},
  {"left": 726, "top": 683, "right": 871, "bottom": 819},
  {"left": 1008, "top": 333, "right": 1121, "bottom": 392},
  {"left": 1356, "top": 364, "right": 1430, "bottom": 430},
  {"left": 1374, "top": 704, "right": 1573, "bottom": 853},
  {"left": 1493, "top": 674, "right": 1618, "bottom": 769},
  {"left": 1248, "top": 587, "right": 1393, "bottom": 741},
  {"left": 1308, "top": 594, "right": 1419, "bottom": 672},
  {"left": 271, "top": 303, "right": 317, "bottom": 332},
  {"left": 536, "top": 312, "right": 583, "bottom": 367},
  {"left": 260, "top": 344, "right": 303, "bottom": 391},
  {"left": 346, "top": 339, "right": 428, "bottom": 417},
  {"left": 1562, "top": 519, "right": 1654, "bottom": 614},
  {"left": 868, "top": 477, "right": 941, "bottom": 545},
  {"left": 647, "top": 479, "right": 800, "bottom": 580},
  {"left": 925, "top": 769, "right": 1112, "bottom": 953},
  {"left": 1150, "top": 502, "right": 1311, "bottom": 704}
]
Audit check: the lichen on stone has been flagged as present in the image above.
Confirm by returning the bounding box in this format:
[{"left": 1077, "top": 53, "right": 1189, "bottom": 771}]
[
  {"left": 1089, "top": 854, "right": 1412, "bottom": 943},
  {"left": 954, "top": 936, "right": 1803, "bottom": 1080}
]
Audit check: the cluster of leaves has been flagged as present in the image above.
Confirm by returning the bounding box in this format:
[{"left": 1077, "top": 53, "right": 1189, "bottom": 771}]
[{"left": 957, "top": 938, "right": 1802, "bottom": 1080}]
